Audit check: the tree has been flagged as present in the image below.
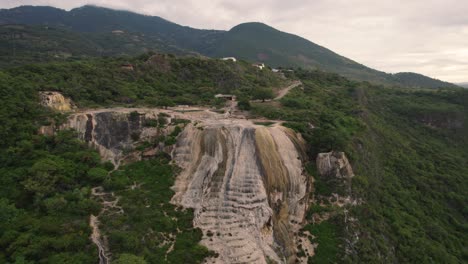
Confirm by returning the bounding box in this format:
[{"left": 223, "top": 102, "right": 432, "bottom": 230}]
[
  {"left": 253, "top": 88, "right": 274, "bottom": 102},
  {"left": 237, "top": 98, "right": 251, "bottom": 110},
  {"left": 114, "top": 254, "right": 147, "bottom": 264},
  {"left": 23, "top": 158, "right": 61, "bottom": 199},
  {"left": 157, "top": 97, "right": 175, "bottom": 109}
]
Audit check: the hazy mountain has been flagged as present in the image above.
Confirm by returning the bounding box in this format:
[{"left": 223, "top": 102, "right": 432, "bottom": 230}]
[
  {"left": 458, "top": 82, "right": 468, "bottom": 88},
  {"left": 0, "top": 5, "right": 457, "bottom": 88},
  {"left": 391, "top": 72, "right": 459, "bottom": 89}
]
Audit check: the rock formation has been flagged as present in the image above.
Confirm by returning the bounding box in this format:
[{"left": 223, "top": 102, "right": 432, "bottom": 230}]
[
  {"left": 39, "top": 91, "right": 74, "bottom": 111},
  {"left": 316, "top": 151, "right": 354, "bottom": 179},
  {"left": 172, "top": 120, "right": 310, "bottom": 263},
  {"left": 62, "top": 108, "right": 174, "bottom": 166}
]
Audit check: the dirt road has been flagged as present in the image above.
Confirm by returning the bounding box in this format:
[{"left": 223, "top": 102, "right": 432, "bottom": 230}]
[{"left": 274, "top": 80, "right": 302, "bottom": 100}]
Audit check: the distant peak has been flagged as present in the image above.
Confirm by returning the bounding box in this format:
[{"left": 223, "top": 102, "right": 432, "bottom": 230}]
[
  {"left": 5, "top": 5, "right": 65, "bottom": 12},
  {"left": 230, "top": 22, "right": 277, "bottom": 32},
  {"left": 70, "top": 5, "right": 138, "bottom": 15}
]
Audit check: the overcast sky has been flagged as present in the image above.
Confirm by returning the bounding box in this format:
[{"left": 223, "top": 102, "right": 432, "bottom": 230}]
[{"left": 2, "top": 0, "right": 467, "bottom": 82}]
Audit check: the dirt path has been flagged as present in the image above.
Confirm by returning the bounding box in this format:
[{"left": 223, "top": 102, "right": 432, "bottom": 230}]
[
  {"left": 90, "top": 215, "right": 109, "bottom": 264},
  {"left": 274, "top": 80, "right": 302, "bottom": 100},
  {"left": 90, "top": 186, "right": 124, "bottom": 264}
]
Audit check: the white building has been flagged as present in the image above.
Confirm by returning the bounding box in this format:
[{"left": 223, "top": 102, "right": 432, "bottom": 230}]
[
  {"left": 215, "top": 94, "right": 236, "bottom": 100},
  {"left": 252, "top": 63, "right": 265, "bottom": 70}
]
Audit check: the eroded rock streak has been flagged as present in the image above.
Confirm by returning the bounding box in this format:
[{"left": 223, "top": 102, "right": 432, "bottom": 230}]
[{"left": 172, "top": 122, "right": 309, "bottom": 263}]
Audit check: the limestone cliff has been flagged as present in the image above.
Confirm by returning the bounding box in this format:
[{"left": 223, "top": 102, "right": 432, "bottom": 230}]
[
  {"left": 172, "top": 120, "right": 309, "bottom": 264},
  {"left": 61, "top": 108, "right": 176, "bottom": 166}
]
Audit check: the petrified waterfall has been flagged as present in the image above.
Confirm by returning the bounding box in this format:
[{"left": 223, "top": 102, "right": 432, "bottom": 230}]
[{"left": 172, "top": 121, "right": 309, "bottom": 263}]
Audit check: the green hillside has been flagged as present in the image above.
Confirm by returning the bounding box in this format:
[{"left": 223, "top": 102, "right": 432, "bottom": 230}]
[
  {"left": 0, "top": 24, "right": 198, "bottom": 68},
  {"left": 392, "top": 72, "right": 458, "bottom": 89}
]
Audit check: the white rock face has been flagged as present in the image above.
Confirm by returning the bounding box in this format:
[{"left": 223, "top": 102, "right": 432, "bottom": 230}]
[
  {"left": 172, "top": 120, "right": 309, "bottom": 263},
  {"left": 39, "top": 91, "right": 74, "bottom": 111}
]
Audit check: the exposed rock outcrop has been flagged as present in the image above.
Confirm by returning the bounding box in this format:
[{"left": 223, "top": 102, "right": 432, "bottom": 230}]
[
  {"left": 172, "top": 120, "right": 309, "bottom": 263},
  {"left": 61, "top": 108, "right": 175, "bottom": 166},
  {"left": 39, "top": 91, "right": 74, "bottom": 111},
  {"left": 316, "top": 151, "right": 354, "bottom": 179}
]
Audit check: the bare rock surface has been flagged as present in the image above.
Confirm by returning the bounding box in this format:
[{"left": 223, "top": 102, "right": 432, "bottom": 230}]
[
  {"left": 171, "top": 116, "right": 310, "bottom": 263},
  {"left": 62, "top": 108, "right": 177, "bottom": 166},
  {"left": 316, "top": 151, "right": 354, "bottom": 179},
  {"left": 39, "top": 91, "right": 74, "bottom": 111}
]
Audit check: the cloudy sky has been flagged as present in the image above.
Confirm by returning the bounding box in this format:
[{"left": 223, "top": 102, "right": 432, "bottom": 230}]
[{"left": 2, "top": 0, "right": 467, "bottom": 83}]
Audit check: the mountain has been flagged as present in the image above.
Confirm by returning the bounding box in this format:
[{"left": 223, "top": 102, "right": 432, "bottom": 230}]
[
  {"left": 458, "top": 82, "right": 468, "bottom": 88},
  {"left": 0, "top": 5, "right": 458, "bottom": 88},
  {"left": 204, "top": 22, "right": 396, "bottom": 84}
]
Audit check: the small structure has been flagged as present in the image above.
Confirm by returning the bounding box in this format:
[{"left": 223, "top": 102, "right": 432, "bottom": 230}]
[
  {"left": 215, "top": 94, "right": 236, "bottom": 101},
  {"left": 112, "top": 30, "right": 125, "bottom": 34},
  {"left": 272, "top": 68, "right": 280, "bottom": 73},
  {"left": 221, "top": 57, "right": 237, "bottom": 62},
  {"left": 120, "top": 63, "right": 134, "bottom": 71},
  {"left": 252, "top": 63, "right": 265, "bottom": 70}
]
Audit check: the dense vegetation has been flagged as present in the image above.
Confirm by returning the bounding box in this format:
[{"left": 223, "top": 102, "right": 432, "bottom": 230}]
[
  {"left": 100, "top": 158, "right": 215, "bottom": 263},
  {"left": 251, "top": 69, "right": 467, "bottom": 263},
  {"left": 3, "top": 54, "right": 285, "bottom": 108},
  {"left": 392, "top": 72, "right": 457, "bottom": 89},
  {"left": 0, "top": 72, "right": 111, "bottom": 263},
  {"left": 0, "top": 5, "right": 459, "bottom": 88},
  {"left": 0, "top": 24, "right": 195, "bottom": 68}
]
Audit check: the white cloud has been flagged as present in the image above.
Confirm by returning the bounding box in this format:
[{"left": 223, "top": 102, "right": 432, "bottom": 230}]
[{"left": 1, "top": 0, "right": 467, "bottom": 82}]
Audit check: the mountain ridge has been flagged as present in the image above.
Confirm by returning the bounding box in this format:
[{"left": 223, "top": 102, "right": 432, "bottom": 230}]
[{"left": 0, "top": 5, "right": 458, "bottom": 88}]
